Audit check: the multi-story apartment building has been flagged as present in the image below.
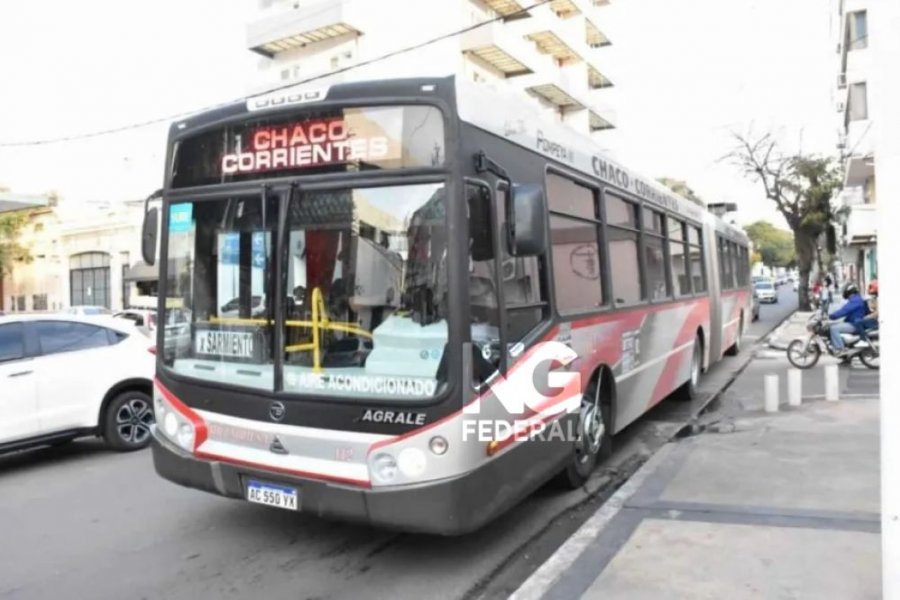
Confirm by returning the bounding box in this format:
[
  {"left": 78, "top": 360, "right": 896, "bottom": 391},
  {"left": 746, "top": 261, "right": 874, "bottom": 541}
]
[
  {"left": 245, "top": 0, "right": 616, "bottom": 137},
  {"left": 833, "top": 0, "right": 878, "bottom": 289}
]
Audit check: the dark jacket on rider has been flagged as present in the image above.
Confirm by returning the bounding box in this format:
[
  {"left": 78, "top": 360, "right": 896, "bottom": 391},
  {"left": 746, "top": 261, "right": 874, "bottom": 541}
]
[{"left": 829, "top": 294, "right": 868, "bottom": 324}]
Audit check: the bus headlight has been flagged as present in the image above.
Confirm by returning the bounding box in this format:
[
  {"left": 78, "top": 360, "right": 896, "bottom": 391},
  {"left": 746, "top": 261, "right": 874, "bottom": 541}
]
[
  {"left": 429, "top": 436, "right": 449, "bottom": 456},
  {"left": 371, "top": 453, "right": 398, "bottom": 483},
  {"left": 176, "top": 422, "right": 195, "bottom": 451},
  {"left": 164, "top": 412, "right": 179, "bottom": 438},
  {"left": 397, "top": 448, "right": 427, "bottom": 477}
]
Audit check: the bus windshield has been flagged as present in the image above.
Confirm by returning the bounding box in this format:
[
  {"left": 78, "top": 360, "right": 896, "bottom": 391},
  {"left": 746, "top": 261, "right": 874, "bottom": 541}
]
[{"left": 161, "top": 183, "right": 449, "bottom": 400}]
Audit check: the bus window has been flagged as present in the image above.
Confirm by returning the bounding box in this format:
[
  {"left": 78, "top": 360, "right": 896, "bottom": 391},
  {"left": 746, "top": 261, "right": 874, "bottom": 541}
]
[
  {"left": 549, "top": 216, "right": 603, "bottom": 313},
  {"left": 605, "top": 195, "right": 643, "bottom": 305},
  {"left": 279, "top": 183, "right": 448, "bottom": 399},
  {"left": 643, "top": 208, "right": 669, "bottom": 301},
  {"left": 668, "top": 218, "right": 690, "bottom": 296},
  {"left": 467, "top": 183, "right": 501, "bottom": 381},
  {"left": 548, "top": 173, "right": 596, "bottom": 220},
  {"left": 496, "top": 186, "right": 546, "bottom": 343},
  {"left": 162, "top": 195, "right": 278, "bottom": 391},
  {"left": 688, "top": 226, "right": 706, "bottom": 293},
  {"left": 547, "top": 174, "right": 603, "bottom": 314}
]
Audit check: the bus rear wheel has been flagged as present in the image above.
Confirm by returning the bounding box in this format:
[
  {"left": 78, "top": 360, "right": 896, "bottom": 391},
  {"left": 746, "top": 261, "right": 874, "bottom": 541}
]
[
  {"left": 675, "top": 335, "right": 703, "bottom": 401},
  {"left": 725, "top": 314, "right": 744, "bottom": 356},
  {"left": 557, "top": 379, "right": 612, "bottom": 489}
]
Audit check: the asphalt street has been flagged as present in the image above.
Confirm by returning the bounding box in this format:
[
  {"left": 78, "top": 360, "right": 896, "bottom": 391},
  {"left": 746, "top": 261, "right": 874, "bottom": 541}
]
[{"left": 0, "top": 285, "right": 799, "bottom": 600}]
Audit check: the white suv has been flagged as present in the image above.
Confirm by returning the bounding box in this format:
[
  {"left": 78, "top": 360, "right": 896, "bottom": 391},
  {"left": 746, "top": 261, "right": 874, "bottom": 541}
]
[{"left": 0, "top": 314, "right": 156, "bottom": 453}]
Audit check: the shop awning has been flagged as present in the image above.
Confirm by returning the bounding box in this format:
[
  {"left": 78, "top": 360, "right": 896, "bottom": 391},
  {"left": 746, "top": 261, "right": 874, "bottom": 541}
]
[
  {"left": 0, "top": 193, "right": 48, "bottom": 213},
  {"left": 124, "top": 261, "right": 159, "bottom": 282}
]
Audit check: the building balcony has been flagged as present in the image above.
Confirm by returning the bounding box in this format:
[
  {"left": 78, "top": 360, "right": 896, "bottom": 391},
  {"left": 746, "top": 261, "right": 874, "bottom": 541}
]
[
  {"left": 247, "top": 0, "right": 362, "bottom": 57},
  {"left": 460, "top": 20, "right": 548, "bottom": 77},
  {"left": 480, "top": 0, "right": 530, "bottom": 19},
  {"left": 518, "top": 67, "right": 614, "bottom": 128},
  {"left": 844, "top": 120, "right": 874, "bottom": 187},
  {"left": 586, "top": 18, "right": 611, "bottom": 48},
  {"left": 843, "top": 203, "right": 877, "bottom": 246}
]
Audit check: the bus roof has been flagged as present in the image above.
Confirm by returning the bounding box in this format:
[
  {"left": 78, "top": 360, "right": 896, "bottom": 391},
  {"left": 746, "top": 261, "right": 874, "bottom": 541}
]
[{"left": 169, "top": 75, "right": 747, "bottom": 241}]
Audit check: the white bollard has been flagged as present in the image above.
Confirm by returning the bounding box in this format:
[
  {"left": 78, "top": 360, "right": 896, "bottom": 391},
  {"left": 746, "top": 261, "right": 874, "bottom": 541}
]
[
  {"left": 788, "top": 369, "right": 802, "bottom": 407},
  {"left": 764, "top": 374, "right": 780, "bottom": 413},
  {"left": 825, "top": 364, "right": 840, "bottom": 402}
]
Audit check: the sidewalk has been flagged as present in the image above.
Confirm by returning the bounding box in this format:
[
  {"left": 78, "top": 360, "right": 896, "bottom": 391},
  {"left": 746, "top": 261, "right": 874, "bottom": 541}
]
[
  {"left": 766, "top": 310, "right": 813, "bottom": 350},
  {"left": 513, "top": 393, "right": 881, "bottom": 599}
]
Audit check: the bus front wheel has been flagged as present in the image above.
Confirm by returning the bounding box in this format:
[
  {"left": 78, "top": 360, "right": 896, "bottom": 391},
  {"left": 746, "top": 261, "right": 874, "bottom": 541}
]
[{"left": 557, "top": 379, "right": 612, "bottom": 489}]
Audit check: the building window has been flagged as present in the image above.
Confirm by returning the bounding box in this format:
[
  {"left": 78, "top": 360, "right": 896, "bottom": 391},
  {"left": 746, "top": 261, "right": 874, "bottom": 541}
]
[
  {"left": 547, "top": 174, "right": 604, "bottom": 314},
  {"left": 32, "top": 294, "right": 48, "bottom": 311},
  {"left": 849, "top": 11, "right": 867, "bottom": 50},
  {"left": 848, "top": 82, "right": 868, "bottom": 122},
  {"left": 16, "top": 295, "right": 26, "bottom": 311},
  {"left": 70, "top": 252, "right": 111, "bottom": 309}
]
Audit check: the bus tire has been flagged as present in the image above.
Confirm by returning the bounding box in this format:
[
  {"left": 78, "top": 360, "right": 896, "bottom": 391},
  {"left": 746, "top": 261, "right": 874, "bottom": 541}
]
[
  {"left": 675, "top": 335, "right": 703, "bottom": 401},
  {"left": 725, "top": 314, "right": 743, "bottom": 356},
  {"left": 557, "top": 378, "right": 612, "bottom": 489}
]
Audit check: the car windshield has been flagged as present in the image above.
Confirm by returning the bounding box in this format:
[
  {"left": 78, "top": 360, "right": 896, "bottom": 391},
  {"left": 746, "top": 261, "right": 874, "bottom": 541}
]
[
  {"left": 162, "top": 183, "right": 448, "bottom": 401},
  {"left": 754, "top": 282, "right": 774, "bottom": 290}
]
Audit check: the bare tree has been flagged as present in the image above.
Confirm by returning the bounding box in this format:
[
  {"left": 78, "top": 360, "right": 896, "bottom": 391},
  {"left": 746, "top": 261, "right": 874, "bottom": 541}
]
[{"left": 728, "top": 133, "right": 842, "bottom": 310}]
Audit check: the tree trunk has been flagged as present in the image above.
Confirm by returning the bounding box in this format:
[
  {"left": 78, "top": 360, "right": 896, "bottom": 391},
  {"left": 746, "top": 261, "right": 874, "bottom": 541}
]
[{"left": 795, "top": 230, "right": 817, "bottom": 311}]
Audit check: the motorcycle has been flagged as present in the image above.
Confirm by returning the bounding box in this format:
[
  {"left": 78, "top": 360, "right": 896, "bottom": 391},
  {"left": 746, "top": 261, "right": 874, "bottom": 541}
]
[{"left": 786, "top": 309, "right": 879, "bottom": 370}]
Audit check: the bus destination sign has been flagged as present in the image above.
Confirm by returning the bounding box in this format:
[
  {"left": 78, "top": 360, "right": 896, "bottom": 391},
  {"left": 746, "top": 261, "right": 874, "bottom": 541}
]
[{"left": 221, "top": 118, "right": 392, "bottom": 175}]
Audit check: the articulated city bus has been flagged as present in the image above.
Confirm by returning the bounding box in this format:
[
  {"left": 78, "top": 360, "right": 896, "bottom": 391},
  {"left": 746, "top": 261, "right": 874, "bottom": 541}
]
[{"left": 143, "top": 76, "right": 751, "bottom": 534}]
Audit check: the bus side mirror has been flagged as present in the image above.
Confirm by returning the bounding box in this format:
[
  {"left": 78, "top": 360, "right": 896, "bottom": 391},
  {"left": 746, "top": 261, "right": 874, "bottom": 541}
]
[
  {"left": 507, "top": 184, "right": 546, "bottom": 257},
  {"left": 141, "top": 207, "right": 159, "bottom": 266}
]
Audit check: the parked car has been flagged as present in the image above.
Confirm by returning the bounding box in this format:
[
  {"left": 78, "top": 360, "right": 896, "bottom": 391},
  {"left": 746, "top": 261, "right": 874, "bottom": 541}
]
[
  {"left": 754, "top": 280, "right": 778, "bottom": 303},
  {"left": 0, "top": 314, "right": 155, "bottom": 454},
  {"left": 793, "top": 279, "right": 799, "bottom": 292},
  {"left": 113, "top": 309, "right": 157, "bottom": 337},
  {"left": 64, "top": 305, "right": 113, "bottom": 316}
]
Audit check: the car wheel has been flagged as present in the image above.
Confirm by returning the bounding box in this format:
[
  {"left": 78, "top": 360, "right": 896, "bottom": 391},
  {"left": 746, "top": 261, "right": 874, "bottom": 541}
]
[{"left": 104, "top": 390, "right": 155, "bottom": 452}]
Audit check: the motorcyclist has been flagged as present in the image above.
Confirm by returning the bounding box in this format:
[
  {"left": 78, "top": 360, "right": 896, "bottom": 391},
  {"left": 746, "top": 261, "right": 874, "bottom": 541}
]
[
  {"left": 828, "top": 283, "right": 868, "bottom": 356},
  {"left": 856, "top": 280, "right": 879, "bottom": 337}
]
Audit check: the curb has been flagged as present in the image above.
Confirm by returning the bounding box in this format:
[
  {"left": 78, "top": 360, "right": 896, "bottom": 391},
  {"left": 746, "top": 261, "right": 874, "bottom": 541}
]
[
  {"left": 510, "top": 445, "right": 676, "bottom": 600},
  {"left": 508, "top": 311, "right": 800, "bottom": 599},
  {"left": 765, "top": 310, "right": 803, "bottom": 350}
]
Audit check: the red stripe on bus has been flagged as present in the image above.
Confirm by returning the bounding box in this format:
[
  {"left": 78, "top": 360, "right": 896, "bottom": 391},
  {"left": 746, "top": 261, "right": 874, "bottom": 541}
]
[
  {"left": 649, "top": 300, "right": 709, "bottom": 405},
  {"left": 193, "top": 450, "right": 372, "bottom": 489}
]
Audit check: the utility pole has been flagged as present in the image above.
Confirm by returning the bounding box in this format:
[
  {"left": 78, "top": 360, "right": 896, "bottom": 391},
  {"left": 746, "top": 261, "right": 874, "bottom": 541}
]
[{"left": 871, "top": 0, "right": 900, "bottom": 596}]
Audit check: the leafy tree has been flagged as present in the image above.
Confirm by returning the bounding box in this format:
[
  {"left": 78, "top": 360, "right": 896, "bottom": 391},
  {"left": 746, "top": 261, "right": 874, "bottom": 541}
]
[
  {"left": 745, "top": 220, "right": 795, "bottom": 267},
  {"left": 657, "top": 177, "right": 705, "bottom": 207},
  {"left": 0, "top": 186, "right": 34, "bottom": 276},
  {"left": 728, "top": 134, "right": 842, "bottom": 310}
]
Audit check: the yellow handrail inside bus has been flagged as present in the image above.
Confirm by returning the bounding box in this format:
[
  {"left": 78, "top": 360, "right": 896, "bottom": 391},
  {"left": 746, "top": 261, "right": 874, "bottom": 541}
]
[{"left": 206, "top": 286, "right": 372, "bottom": 373}]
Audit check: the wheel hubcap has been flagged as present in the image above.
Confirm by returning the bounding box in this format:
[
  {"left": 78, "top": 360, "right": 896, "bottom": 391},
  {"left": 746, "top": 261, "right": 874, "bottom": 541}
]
[
  {"left": 116, "top": 398, "right": 154, "bottom": 444},
  {"left": 576, "top": 400, "right": 605, "bottom": 463}
]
